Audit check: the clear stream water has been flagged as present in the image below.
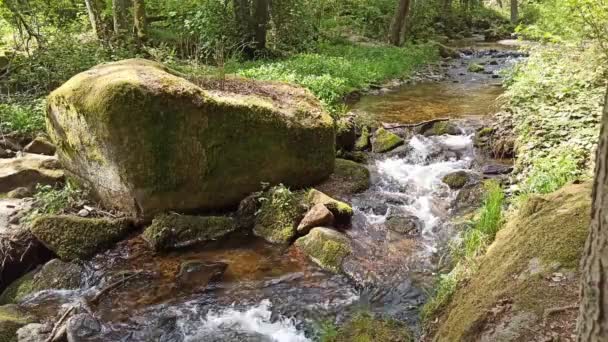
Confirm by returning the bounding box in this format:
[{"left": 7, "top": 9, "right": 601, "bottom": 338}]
[{"left": 19, "top": 41, "right": 523, "bottom": 341}]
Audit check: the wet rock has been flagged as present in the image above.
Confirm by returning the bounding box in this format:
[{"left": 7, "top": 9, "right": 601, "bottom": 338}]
[
  {"left": 315, "top": 159, "right": 371, "bottom": 200},
  {"left": 0, "top": 147, "right": 15, "bottom": 159},
  {"left": 436, "top": 43, "right": 460, "bottom": 59},
  {"left": 385, "top": 215, "right": 422, "bottom": 235},
  {"left": 46, "top": 59, "right": 334, "bottom": 219},
  {"left": 17, "top": 323, "right": 51, "bottom": 342},
  {"left": 30, "top": 215, "right": 134, "bottom": 260},
  {"left": 422, "top": 121, "right": 462, "bottom": 136},
  {"left": 355, "top": 127, "right": 371, "bottom": 151},
  {"left": 23, "top": 137, "right": 55, "bottom": 156},
  {"left": 0, "top": 137, "right": 21, "bottom": 152},
  {"left": 358, "top": 202, "right": 389, "bottom": 216},
  {"left": 6, "top": 187, "right": 32, "bottom": 199},
  {"left": 454, "top": 183, "right": 485, "bottom": 213},
  {"left": 0, "top": 154, "right": 64, "bottom": 193},
  {"left": 468, "top": 63, "right": 485, "bottom": 73},
  {"left": 0, "top": 230, "right": 53, "bottom": 295},
  {"left": 372, "top": 128, "right": 404, "bottom": 153},
  {"left": 336, "top": 150, "right": 367, "bottom": 164},
  {"left": 297, "top": 204, "right": 335, "bottom": 235},
  {"left": 66, "top": 313, "right": 102, "bottom": 342},
  {"left": 336, "top": 115, "right": 357, "bottom": 151},
  {"left": 143, "top": 214, "right": 236, "bottom": 251},
  {"left": 0, "top": 259, "right": 82, "bottom": 304},
  {"left": 253, "top": 186, "right": 305, "bottom": 245},
  {"left": 442, "top": 171, "right": 471, "bottom": 190},
  {"left": 0, "top": 304, "right": 35, "bottom": 342},
  {"left": 385, "top": 144, "right": 411, "bottom": 158},
  {"left": 306, "top": 189, "right": 353, "bottom": 223},
  {"left": 482, "top": 164, "right": 513, "bottom": 175},
  {"left": 176, "top": 261, "right": 227, "bottom": 289},
  {"left": 294, "top": 227, "right": 351, "bottom": 273},
  {"left": 235, "top": 194, "right": 259, "bottom": 230}
]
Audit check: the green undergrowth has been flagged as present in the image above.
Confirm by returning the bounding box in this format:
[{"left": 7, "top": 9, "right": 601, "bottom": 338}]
[
  {"left": 319, "top": 311, "right": 412, "bottom": 342},
  {"left": 422, "top": 180, "right": 505, "bottom": 321},
  {"left": 0, "top": 97, "right": 46, "bottom": 136},
  {"left": 230, "top": 42, "right": 439, "bottom": 114},
  {"left": 25, "top": 182, "right": 84, "bottom": 223}
]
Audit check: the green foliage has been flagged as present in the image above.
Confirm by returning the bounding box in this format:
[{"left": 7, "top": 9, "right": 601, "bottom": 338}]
[
  {"left": 320, "top": 311, "right": 412, "bottom": 342},
  {"left": 26, "top": 182, "right": 83, "bottom": 221},
  {"left": 0, "top": 97, "right": 45, "bottom": 135},
  {"left": 523, "top": 148, "right": 584, "bottom": 194},
  {"left": 420, "top": 266, "right": 461, "bottom": 321}
]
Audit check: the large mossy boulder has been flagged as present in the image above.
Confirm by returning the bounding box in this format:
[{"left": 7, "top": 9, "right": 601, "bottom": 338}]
[
  {"left": 46, "top": 59, "right": 335, "bottom": 218},
  {"left": 30, "top": 215, "right": 133, "bottom": 260},
  {"left": 294, "top": 227, "right": 351, "bottom": 273},
  {"left": 253, "top": 186, "right": 305, "bottom": 244},
  {"left": 142, "top": 214, "right": 236, "bottom": 251},
  {"left": 0, "top": 259, "right": 82, "bottom": 305},
  {"left": 0, "top": 305, "right": 35, "bottom": 342}
]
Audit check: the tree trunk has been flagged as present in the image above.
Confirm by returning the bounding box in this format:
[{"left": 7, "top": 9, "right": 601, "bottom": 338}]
[
  {"left": 497, "top": 0, "right": 503, "bottom": 8},
  {"left": 389, "top": 0, "right": 411, "bottom": 46},
  {"left": 84, "top": 0, "right": 105, "bottom": 40},
  {"left": 112, "top": 0, "right": 128, "bottom": 35},
  {"left": 510, "top": 0, "right": 518, "bottom": 24},
  {"left": 577, "top": 87, "right": 608, "bottom": 341},
  {"left": 252, "top": 0, "right": 269, "bottom": 51},
  {"left": 133, "top": 0, "right": 147, "bottom": 40},
  {"left": 233, "top": 0, "right": 254, "bottom": 57}
]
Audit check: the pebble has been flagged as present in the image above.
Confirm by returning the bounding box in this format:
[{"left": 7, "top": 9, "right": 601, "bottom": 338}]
[{"left": 78, "top": 209, "right": 90, "bottom": 217}]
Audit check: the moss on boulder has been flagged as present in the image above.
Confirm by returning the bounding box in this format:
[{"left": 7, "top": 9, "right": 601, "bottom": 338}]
[
  {"left": 0, "top": 259, "right": 81, "bottom": 305},
  {"left": 316, "top": 159, "right": 370, "bottom": 200},
  {"left": 294, "top": 227, "right": 351, "bottom": 273},
  {"left": 142, "top": 214, "right": 236, "bottom": 251},
  {"left": 326, "top": 312, "right": 412, "bottom": 342},
  {"left": 0, "top": 305, "right": 35, "bottom": 342},
  {"left": 431, "top": 183, "right": 592, "bottom": 341},
  {"left": 442, "top": 171, "right": 470, "bottom": 190},
  {"left": 372, "top": 128, "right": 404, "bottom": 153},
  {"left": 253, "top": 186, "right": 305, "bottom": 244},
  {"left": 30, "top": 215, "right": 133, "bottom": 260},
  {"left": 46, "top": 59, "right": 335, "bottom": 219},
  {"left": 306, "top": 189, "right": 353, "bottom": 222},
  {"left": 355, "top": 126, "right": 371, "bottom": 151},
  {"left": 423, "top": 121, "right": 462, "bottom": 136}
]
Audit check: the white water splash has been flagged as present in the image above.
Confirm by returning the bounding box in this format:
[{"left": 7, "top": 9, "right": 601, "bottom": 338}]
[{"left": 191, "top": 300, "right": 311, "bottom": 342}]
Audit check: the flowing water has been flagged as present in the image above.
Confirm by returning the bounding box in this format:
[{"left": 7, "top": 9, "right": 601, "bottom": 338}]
[{"left": 18, "top": 42, "right": 524, "bottom": 341}]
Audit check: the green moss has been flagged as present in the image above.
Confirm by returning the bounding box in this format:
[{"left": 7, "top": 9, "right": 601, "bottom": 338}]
[
  {"left": 477, "top": 127, "right": 494, "bottom": 137},
  {"left": 294, "top": 227, "right": 351, "bottom": 273},
  {"left": 306, "top": 189, "right": 353, "bottom": 221},
  {"left": 424, "top": 121, "right": 461, "bottom": 136},
  {"left": 317, "top": 159, "right": 370, "bottom": 199},
  {"left": 336, "top": 150, "right": 367, "bottom": 164},
  {"left": 442, "top": 171, "right": 470, "bottom": 190},
  {"left": 468, "top": 63, "right": 485, "bottom": 73},
  {"left": 30, "top": 215, "right": 133, "bottom": 260},
  {"left": 321, "top": 312, "right": 412, "bottom": 342},
  {"left": 0, "top": 305, "right": 35, "bottom": 342},
  {"left": 355, "top": 127, "right": 371, "bottom": 151},
  {"left": 143, "top": 214, "right": 236, "bottom": 251},
  {"left": 372, "top": 128, "right": 404, "bottom": 153},
  {"left": 431, "top": 183, "right": 591, "bottom": 341},
  {"left": 253, "top": 185, "right": 305, "bottom": 244}
]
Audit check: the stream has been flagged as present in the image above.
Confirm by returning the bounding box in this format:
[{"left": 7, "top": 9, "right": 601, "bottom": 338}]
[{"left": 18, "top": 40, "right": 524, "bottom": 341}]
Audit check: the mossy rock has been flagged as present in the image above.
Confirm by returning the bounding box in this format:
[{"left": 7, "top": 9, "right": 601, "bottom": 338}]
[
  {"left": 253, "top": 186, "right": 306, "bottom": 244},
  {"left": 467, "top": 63, "right": 485, "bottom": 73},
  {"left": 306, "top": 189, "right": 353, "bottom": 222},
  {"left": 336, "top": 150, "right": 367, "bottom": 164},
  {"left": 0, "top": 259, "right": 82, "bottom": 305},
  {"left": 46, "top": 59, "right": 335, "bottom": 219},
  {"left": 294, "top": 227, "right": 351, "bottom": 273},
  {"left": 432, "top": 183, "right": 592, "bottom": 341},
  {"left": 30, "top": 215, "right": 133, "bottom": 261},
  {"left": 143, "top": 214, "right": 236, "bottom": 251},
  {"left": 326, "top": 311, "right": 412, "bottom": 342},
  {"left": 0, "top": 305, "right": 35, "bottom": 342},
  {"left": 372, "top": 128, "right": 404, "bottom": 153},
  {"left": 442, "top": 171, "right": 470, "bottom": 190},
  {"left": 435, "top": 42, "right": 460, "bottom": 59},
  {"left": 423, "top": 121, "right": 462, "bottom": 136},
  {"left": 316, "top": 159, "right": 371, "bottom": 200},
  {"left": 355, "top": 126, "right": 371, "bottom": 151},
  {"left": 335, "top": 115, "right": 357, "bottom": 151}
]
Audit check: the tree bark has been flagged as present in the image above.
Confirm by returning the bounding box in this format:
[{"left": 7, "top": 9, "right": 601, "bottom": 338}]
[
  {"left": 112, "top": 0, "right": 128, "bottom": 35},
  {"left": 510, "top": 0, "right": 518, "bottom": 24},
  {"left": 133, "top": 0, "right": 147, "bottom": 40},
  {"left": 389, "top": 0, "right": 411, "bottom": 46},
  {"left": 578, "top": 87, "right": 608, "bottom": 341},
  {"left": 252, "top": 0, "right": 269, "bottom": 51},
  {"left": 84, "top": 0, "right": 105, "bottom": 40}
]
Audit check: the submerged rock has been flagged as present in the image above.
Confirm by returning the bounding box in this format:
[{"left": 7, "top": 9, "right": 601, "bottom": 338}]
[
  {"left": 46, "top": 59, "right": 335, "bottom": 219},
  {"left": 316, "top": 159, "right": 371, "bottom": 200},
  {"left": 253, "top": 186, "right": 305, "bottom": 244},
  {"left": 0, "top": 259, "right": 82, "bottom": 304},
  {"left": 0, "top": 154, "right": 64, "bottom": 193},
  {"left": 385, "top": 215, "right": 422, "bottom": 235},
  {"left": 297, "top": 204, "right": 335, "bottom": 235},
  {"left": 22, "top": 137, "right": 55, "bottom": 156},
  {"left": 306, "top": 189, "right": 353, "bottom": 223},
  {"left": 0, "top": 304, "right": 35, "bottom": 342},
  {"left": 143, "top": 214, "right": 236, "bottom": 251},
  {"left": 176, "top": 261, "right": 227, "bottom": 290},
  {"left": 294, "top": 227, "right": 351, "bottom": 273},
  {"left": 372, "top": 128, "right": 404, "bottom": 153},
  {"left": 30, "top": 215, "right": 133, "bottom": 260}
]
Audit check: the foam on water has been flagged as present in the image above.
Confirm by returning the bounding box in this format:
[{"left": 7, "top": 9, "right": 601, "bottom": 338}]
[{"left": 188, "top": 300, "right": 311, "bottom": 342}]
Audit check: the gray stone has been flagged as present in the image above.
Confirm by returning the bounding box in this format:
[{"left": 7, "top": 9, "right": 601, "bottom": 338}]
[
  {"left": 297, "top": 204, "right": 335, "bottom": 235},
  {"left": 23, "top": 137, "right": 56, "bottom": 156}
]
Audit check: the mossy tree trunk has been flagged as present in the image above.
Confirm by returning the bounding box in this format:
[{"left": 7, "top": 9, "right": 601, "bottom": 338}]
[
  {"left": 84, "top": 0, "right": 106, "bottom": 40},
  {"left": 510, "top": 0, "right": 518, "bottom": 24},
  {"left": 578, "top": 87, "right": 608, "bottom": 341},
  {"left": 253, "top": 0, "right": 269, "bottom": 51},
  {"left": 389, "top": 0, "right": 411, "bottom": 46},
  {"left": 133, "top": 0, "right": 147, "bottom": 40},
  {"left": 112, "top": 0, "right": 129, "bottom": 35}
]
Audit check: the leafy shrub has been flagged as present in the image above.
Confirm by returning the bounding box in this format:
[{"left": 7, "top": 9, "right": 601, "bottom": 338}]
[
  {"left": 523, "top": 148, "right": 585, "bottom": 194},
  {"left": 0, "top": 97, "right": 46, "bottom": 135},
  {"left": 25, "top": 182, "right": 84, "bottom": 222}
]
